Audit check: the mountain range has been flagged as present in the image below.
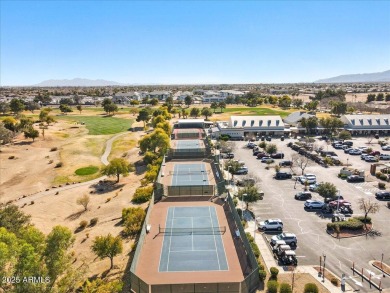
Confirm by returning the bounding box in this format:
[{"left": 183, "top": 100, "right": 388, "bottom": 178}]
[
  {"left": 34, "top": 78, "right": 125, "bottom": 87},
  {"left": 315, "top": 70, "right": 390, "bottom": 83}
]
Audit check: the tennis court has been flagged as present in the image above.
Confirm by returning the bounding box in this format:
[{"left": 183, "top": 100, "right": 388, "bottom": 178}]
[
  {"left": 171, "top": 163, "right": 209, "bottom": 186},
  {"left": 159, "top": 206, "right": 228, "bottom": 272},
  {"left": 176, "top": 140, "right": 202, "bottom": 150}
]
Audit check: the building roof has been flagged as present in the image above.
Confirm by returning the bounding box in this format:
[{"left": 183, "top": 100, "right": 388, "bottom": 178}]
[
  {"left": 284, "top": 111, "right": 315, "bottom": 124},
  {"left": 341, "top": 114, "right": 390, "bottom": 128},
  {"left": 229, "top": 116, "right": 284, "bottom": 128},
  {"left": 178, "top": 119, "right": 205, "bottom": 124}
]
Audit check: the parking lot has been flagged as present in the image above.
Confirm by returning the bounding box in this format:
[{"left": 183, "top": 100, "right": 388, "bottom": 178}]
[{"left": 224, "top": 137, "right": 390, "bottom": 291}]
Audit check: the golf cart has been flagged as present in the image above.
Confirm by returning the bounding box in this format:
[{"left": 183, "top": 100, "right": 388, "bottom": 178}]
[
  {"left": 280, "top": 250, "right": 298, "bottom": 266},
  {"left": 275, "top": 244, "right": 292, "bottom": 257},
  {"left": 271, "top": 240, "right": 287, "bottom": 251}
]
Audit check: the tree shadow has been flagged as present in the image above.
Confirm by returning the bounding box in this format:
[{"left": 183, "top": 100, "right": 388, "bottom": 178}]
[
  {"left": 89, "top": 180, "right": 126, "bottom": 194},
  {"left": 13, "top": 141, "right": 33, "bottom": 146},
  {"left": 65, "top": 210, "right": 84, "bottom": 221},
  {"left": 366, "top": 229, "right": 382, "bottom": 239}
]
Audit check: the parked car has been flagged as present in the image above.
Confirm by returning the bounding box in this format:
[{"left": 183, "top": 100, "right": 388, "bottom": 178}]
[
  {"left": 382, "top": 145, "right": 390, "bottom": 151},
  {"left": 279, "top": 160, "right": 292, "bottom": 167},
  {"left": 365, "top": 156, "right": 379, "bottom": 162},
  {"left": 222, "top": 153, "right": 234, "bottom": 159},
  {"left": 328, "top": 199, "right": 351, "bottom": 208},
  {"left": 233, "top": 167, "right": 248, "bottom": 175},
  {"left": 344, "top": 147, "right": 353, "bottom": 154},
  {"left": 349, "top": 149, "right": 362, "bottom": 155},
  {"left": 334, "top": 144, "right": 344, "bottom": 149},
  {"left": 271, "top": 153, "right": 284, "bottom": 159},
  {"left": 375, "top": 191, "right": 390, "bottom": 200},
  {"left": 271, "top": 233, "right": 297, "bottom": 246},
  {"left": 324, "top": 195, "right": 344, "bottom": 203},
  {"left": 261, "top": 157, "right": 274, "bottom": 163},
  {"left": 295, "top": 191, "right": 312, "bottom": 200},
  {"left": 275, "top": 172, "right": 292, "bottom": 180},
  {"left": 379, "top": 154, "right": 390, "bottom": 160},
  {"left": 343, "top": 141, "right": 353, "bottom": 146},
  {"left": 361, "top": 154, "right": 369, "bottom": 160},
  {"left": 258, "top": 219, "right": 283, "bottom": 231},
  {"left": 266, "top": 136, "right": 272, "bottom": 141},
  {"left": 247, "top": 142, "right": 256, "bottom": 148},
  {"left": 309, "top": 183, "right": 320, "bottom": 192},
  {"left": 332, "top": 141, "right": 343, "bottom": 147},
  {"left": 253, "top": 150, "right": 262, "bottom": 156},
  {"left": 369, "top": 151, "right": 381, "bottom": 156},
  {"left": 304, "top": 200, "right": 325, "bottom": 209},
  {"left": 257, "top": 152, "right": 269, "bottom": 159},
  {"left": 299, "top": 174, "right": 317, "bottom": 184},
  {"left": 347, "top": 175, "right": 365, "bottom": 182}
]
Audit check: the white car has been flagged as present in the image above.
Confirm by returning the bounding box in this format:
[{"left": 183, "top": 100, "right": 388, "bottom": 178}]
[
  {"left": 379, "top": 154, "right": 390, "bottom": 160},
  {"left": 258, "top": 219, "right": 283, "bottom": 231},
  {"left": 299, "top": 174, "right": 317, "bottom": 184},
  {"left": 304, "top": 200, "right": 325, "bottom": 209},
  {"left": 382, "top": 145, "right": 390, "bottom": 151},
  {"left": 261, "top": 157, "right": 274, "bottom": 163},
  {"left": 349, "top": 149, "right": 362, "bottom": 155}
]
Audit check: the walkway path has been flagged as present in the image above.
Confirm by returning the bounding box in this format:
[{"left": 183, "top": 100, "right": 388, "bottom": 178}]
[{"left": 14, "top": 131, "right": 130, "bottom": 206}]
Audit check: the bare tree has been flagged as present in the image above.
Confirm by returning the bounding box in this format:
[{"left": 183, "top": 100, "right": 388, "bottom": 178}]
[
  {"left": 358, "top": 198, "right": 379, "bottom": 234},
  {"left": 291, "top": 153, "right": 311, "bottom": 175},
  {"left": 77, "top": 194, "right": 90, "bottom": 212},
  {"left": 367, "top": 135, "right": 374, "bottom": 145}
]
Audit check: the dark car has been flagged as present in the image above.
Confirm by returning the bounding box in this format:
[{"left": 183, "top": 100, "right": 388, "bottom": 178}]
[
  {"left": 324, "top": 195, "right": 344, "bottom": 203},
  {"left": 257, "top": 152, "right": 269, "bottom": 159},
  {"left": 347, "top": 175, "right": 365, "bottom": 183},
  {"left": 271, "top": 153, "right": 285, "bottom": 159},
  {"left": 253, "top": 150, "right": 262, "bottom": 156},
  {"left": 342, "top": 141, "right": 353, "bottom": 146},
  {"left": 266, "top": 136, "right": 272, "bottom": 141},
  {"left": 279, "top": 160, "right": 292, "bottom": 167},
  {"left": 275, "top": 172, "right": 292, "bottom": 180},
  {"left": 375, "top": 191, "right": 390, "bottom": 200},
  {"left": 295, "top": 191, "right": 312, "bottom": 200},
  {"left": 369, "top": 151, "right": 381, "bottom": 156},
  {"left": 225, "top": 153, "right": 235, "bottom": 159}
]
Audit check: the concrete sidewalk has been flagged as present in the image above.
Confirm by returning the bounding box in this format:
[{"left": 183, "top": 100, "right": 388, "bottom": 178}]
[{"left": 245, "top": 220, "right": 354, "bottom": 293}]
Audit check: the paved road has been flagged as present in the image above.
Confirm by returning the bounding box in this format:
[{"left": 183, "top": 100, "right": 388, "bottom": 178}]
[
  {"left": 100, "top": 132, "right": 128, "bottom": 165},
  {"left": 228, "top": 137, "right": 390, "bottom": 292}
]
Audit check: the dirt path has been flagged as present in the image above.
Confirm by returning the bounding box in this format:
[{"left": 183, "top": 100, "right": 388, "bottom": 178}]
[{"left": 14, "top": 131, "right": 132, "bottom": 206}]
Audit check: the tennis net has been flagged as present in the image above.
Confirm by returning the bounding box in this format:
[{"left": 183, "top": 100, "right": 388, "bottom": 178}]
[
  {"left": 169, "top": 170, "right": 211, "bottom": 176},
  {"left": 158, "top": 225, "right": 226, "bottom": 235}
]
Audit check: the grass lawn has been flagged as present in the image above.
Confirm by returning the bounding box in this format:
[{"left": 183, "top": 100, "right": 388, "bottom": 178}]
[
  {"left": 221, "top": 107, "right": 293, "bottom": 118},
  {"left": 75, "top": 166, "right": 100, "bottom": 176},
  {"left": 58, "top": 116, "right": 133, "bottom": 135}
]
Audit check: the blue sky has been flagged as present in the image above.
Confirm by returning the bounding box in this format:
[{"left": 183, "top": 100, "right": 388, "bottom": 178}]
[{"left": 1, "top": 1, "right": 390, "bottom": 85}]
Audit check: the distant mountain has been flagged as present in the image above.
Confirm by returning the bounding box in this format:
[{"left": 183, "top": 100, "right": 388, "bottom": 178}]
[
  {"left": 34, "top": 78, "right": 125, "bottom": 87},
  {"left": 315, "top": 70, "right": 390, "bottom": 83}
]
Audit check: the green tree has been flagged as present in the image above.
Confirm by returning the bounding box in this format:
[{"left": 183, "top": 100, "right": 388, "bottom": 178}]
[
  {"left": 184, "top": 96, "right": 193, "bottom": 107},
  {"left": 25, "top": 101, "right": 40, "bottom": 113},
  {"left": 201, "top": 107, "right": 213, "bottom": 120},
  {"left": 76, "top": 105, "right": 83, "bottom": 114},
  {"left": 218, "top": 101, "right": 226, "bottom": 112},
  {"left": 305, "top": 100, "right": 319, "bottom": 111},
  {"left": 59, "top": 98, "right": 74, "bottom": 105},
  {"left": 139, "top": 128, "right": 170, "bottom": 155},
  {"left": 0, "top": 203, "right": 31, "bottom": 235},
  {"left": 304, "top": 283, "right": 319, "bottom": 293},
  {"left": 331, "top": 102, "right": 347, "bottom": 115},
  {"left": 44, "top": 226, "right": 74, "bottom": 285},
  {"left": 136, "top": 108, "right": 152, "bottom": 128},
  {"left": 104, "top": 103, "right": 118, "bottom": 115},
  {"left": 316, "top": 182, "right": 338, "bottom": 198},
  {"left": 23, "top": 126, "right": 39, "bottom": 141},
  {"left": 190, "top": 107, "right": 200, "bottom": 118},
  {"left": 149, "top": 98, "right": 159, "bottom": 106},
  {"left": 224, "top": 160, "right": 244, "bottom": 182},
  {"left": 210, "top": 102, "right": 218, "bottom": 113},
  {"left": 0, "top": 101, "right": 10, "bottom": 114},
  {"left": 181, "top": 108, "right": 189, "bottom": 118},
  {"left": 385, "top": 93, "right": 390, "bottom": 102},
  {"left": 366, "top": 94, "right": 376, "bottom": 103},
  {"left": 278, "top": 95, "right": 292, "bottom": 108},
  {"left": 338, "top": 130, "right": 352, "bottom": 140},
  {"left": 376, "top": 93, "right": 384, "bottom": 101},
  {"left": 101, "top": 98, "right": 112, "bottom": 108},
  {"left": 156, "top": 121, "right": 171, "bottom": 134},
  {"left": 0, "top": 124, "right": 14, "bottom": 144},
  {"left": 151, "top": 115, "right": 166, "bottom": 128},
  {"left": 91, "top": 234, "right": 123, "bottom": 270},
  {"left": 300, "top": 116, "right": 318, "bottom": 134},
  {"left": 10, "top": 98, "right": 25, "bottom": 115},
  {"left": 59, "top": 104, "right": 73, "bottom": 114},
  {"left": 2, "top": 117, "right": 18, "bottom": 132},
  {"left": 130, "top": 99, "right": 140, "bottom": 106},
  {"left": 292, "top": 99, "right": 303, "bottom": 108},
  {"left": 122, "top": 207, "right": 146, "bottom": 237},
  {"left": 265, "top": 143, "right": 277, "bottom": 155},
  {"left": 101, "top": 158, "right": 132, "bottom": 182},
  {"left": 238, "top": 185, "right": 263, "bottom": 209},
  {"left": 319, "top": 117, "right": 344, "bottom": 136}
]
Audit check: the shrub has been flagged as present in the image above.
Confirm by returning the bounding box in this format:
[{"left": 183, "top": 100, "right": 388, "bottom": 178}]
[
  {"left": 258, "top": 262, "right": 265, "bottom": 271},
  {"left": 331, "top": 277, "right": 339, "bottom": 286},
  {"left": 90, "top": 217, "right": 98, "bottom": 226},
  {"left": 246, "top": 232, "right": 254, "bottom": 243},
  {"left": 376, "top": 171, "right": 383, "bottom": 178},
  {"left": 132, "top": 186, "right": 153, "bottom": 204},
  {"left": 259, "top": 270, "right": 267, "bottom": 281},
  {"left": 50, "top": 147, "right": 58, "bottom": 151},
  {"left": 55, "top": 162, "right": 63, "bottom": 168},
  {"left": 304, "top": 283, "right": 319, "bottom": 293},
  {"left": 280, "top": 282, "right": 292, "bottom": 293},
  {"left": 131, "top": 241, "right": 138, "bottom": 251},
  {"left": 79, "top": 220, "right": 88, "bottom": 230},
  {"left": 30, "top": 201, "right": 34, "bottom": 205},
  {"left": 327, "top": 218, "right": 364, "bottom": 231},
  {"left": 354, "top": 216, "right": 371, "bottom": 224},
  {"left": 380, "top": 174, "right": 388, "bottom": 181},
  {"left": 233, "top": 197, "right": 238, "bottom": 207},
  {"left": 122, "top": 207, "right": 146, "bottom": 237},
  {"left": 250, "top": 241, "right": 260, "bottom": 258},
  {"left": 267, "top": 280, "right": 279, "bottom": 293},
  {"left": 378, "top": 182, "right": 386, "bottom": 189},
  {"left": 105, "top": 197, "right": 111, "bottom": 203},
  {"left": 259, "top": 141, "right": 267, "bottom": 149},
  {"left": 270, "top": 267, "right": 279, "bottom": 280},
  {"left": 8, "top": 156, "right": 15, "bottom": 159}
]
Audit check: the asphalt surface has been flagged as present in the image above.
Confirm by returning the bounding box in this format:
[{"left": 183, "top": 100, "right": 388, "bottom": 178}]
[{"left": 226, "top": 137, "right": 390, "bottom": 292}]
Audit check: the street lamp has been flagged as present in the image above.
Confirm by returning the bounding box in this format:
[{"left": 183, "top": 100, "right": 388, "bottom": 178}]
[
  {"left": 242, "top": 193, "right": 247, "bottom": 216},
  {"left": 322, "top": 254, "right": 327, "bottom": 282},
  {"left": 336, "top": 190, "right": 341, "bottom": 213}
]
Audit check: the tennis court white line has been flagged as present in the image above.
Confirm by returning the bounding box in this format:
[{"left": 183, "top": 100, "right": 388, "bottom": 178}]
[
  {"left": 191, "top": 217, "right": 194, "bottom": 251},
  {"left": 166, "top": 207, "right": 175, "bottom": 271},
  {"left": 209, "top": 206, "right": 221, "bottom": 270}
]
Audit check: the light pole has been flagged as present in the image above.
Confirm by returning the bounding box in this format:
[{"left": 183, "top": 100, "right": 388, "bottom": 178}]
[
  {"left": 322, "top": 254, "right": 326, "bottom": 282},
  {"left": 242, "top": 193, "right": 247, "bottom": 219},
  {"left": 336, "top": 190, "right": 341, "bottom": 213},
  {"left": 347, "top": 157, "right": 349, "bottom": 167}
]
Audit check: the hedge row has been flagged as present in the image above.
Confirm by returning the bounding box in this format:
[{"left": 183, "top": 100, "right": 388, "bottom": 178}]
[{"left": 327, "top": 217, "right": 366, "bottom": 231}]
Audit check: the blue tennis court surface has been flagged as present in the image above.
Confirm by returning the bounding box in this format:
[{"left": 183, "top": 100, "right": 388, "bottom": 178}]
[
  {"left": 171, "top": 163, "right": 209, "bottom": 186},
  {"left": 159, "top": 206, "right": 228, "bottom": 272},
  {"left": 177, "top": 140, "right": 202, "bottom": 149}
]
